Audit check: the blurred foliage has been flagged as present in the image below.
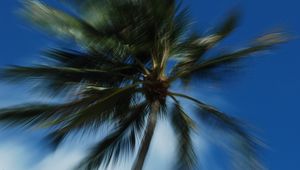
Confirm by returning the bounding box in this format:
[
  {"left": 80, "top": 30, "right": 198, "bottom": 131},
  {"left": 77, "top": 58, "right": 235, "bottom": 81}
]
[{"left": 0, "top": 0, "right": 287, "bottom": 170}]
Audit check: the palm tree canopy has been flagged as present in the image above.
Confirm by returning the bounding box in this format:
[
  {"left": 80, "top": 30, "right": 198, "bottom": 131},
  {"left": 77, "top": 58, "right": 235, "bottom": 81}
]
[{"left": 0, "top": 0, "right": 286, "bottom": 170}]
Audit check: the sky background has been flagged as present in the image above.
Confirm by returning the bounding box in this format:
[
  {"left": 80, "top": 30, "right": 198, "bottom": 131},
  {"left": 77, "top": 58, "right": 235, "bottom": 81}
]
[{"left": 0, "top": 0, "right": 300, "bottom": 170}]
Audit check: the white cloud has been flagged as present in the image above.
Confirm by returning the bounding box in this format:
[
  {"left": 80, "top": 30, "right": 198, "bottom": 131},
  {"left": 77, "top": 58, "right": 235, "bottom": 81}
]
[
  {"left": 144, "top": 120, "right": 177, "bottom": 170},
  {"left": 0, "top": 141, "right": 32, "bottom": 170},
  {"left": 33, "top": 148, "right": 85, "bottom": 170},
  {"left": 0, "top": 120, "right": 208, "bottom": 170}
]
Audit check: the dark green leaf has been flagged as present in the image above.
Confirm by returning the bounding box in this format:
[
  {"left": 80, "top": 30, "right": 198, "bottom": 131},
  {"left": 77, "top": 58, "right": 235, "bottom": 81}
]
[
  {"left": 170, "top": 99, "right": 197, "bottom": 170},
  {"left": 75, "top": 102, "right": 149, "bottom": 170},
  {"left": 46, "top": 86, "right": 139, "bottom": 149}
]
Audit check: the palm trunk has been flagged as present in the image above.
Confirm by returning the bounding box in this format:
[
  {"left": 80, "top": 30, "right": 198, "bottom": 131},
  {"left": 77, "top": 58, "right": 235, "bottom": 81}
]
[{"left": 132, "top": 101, "right": 159, "bottom": 170}]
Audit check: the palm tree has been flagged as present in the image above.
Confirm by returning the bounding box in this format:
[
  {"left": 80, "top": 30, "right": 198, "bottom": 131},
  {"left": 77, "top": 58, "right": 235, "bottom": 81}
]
[{"left": 0, "top": 0, "right": 286, "bottom": 170}]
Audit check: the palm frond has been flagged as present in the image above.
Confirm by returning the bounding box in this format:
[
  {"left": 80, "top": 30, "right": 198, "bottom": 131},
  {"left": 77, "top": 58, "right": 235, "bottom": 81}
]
[
  {"left": 42, "top": 48, "right": 143, "bottom": 75},
  {"left": 195, "top": 33, "right": 286, "bottom": 70},
  {"left": 170, "top": 97, "right": 197, "bottom": 170},
  {"left": 169, "top": 92, "right": 263, "bottom": 170},
  {"left": 168, "top": 12, "right": 239, "bottom": 83},
  {"left": 22, "top": 1, "right": 129, "bottom": 55},
  {"left": 3, "top": 66, "right": 130, "bottom": 80},
  {"left": 207, "top": 10, "right": 240, "bottom": 45},
  {"left": 132, "top": 101, "right": 159, "bottom": 170},
  {"left": 1, "top": 61, "right": 141, "bottom": 96},
  {"left": 21, "top": 1, "right": 97, "bottom": 44},
  {"left": 0, "top": 104, "right": 57, "bottom": 128},
  {"left": 169, "top": 7, "right": 192, "bottom": 47},
  {"left": 171, "top": 32, "right": 287, "bottom": 83},
  {"left": 46, "top": 86, "right": 139, "bottom": 149},
  {"left": 0, "top": 93, "right": 99, "bottom": 128},
  {"left": 75, "top": 102, "right": 149, "bottom": 170},
  {"left": 172, "top": 10, "right": 239, "bottom": 59},
  {"left": 43, "top": 49, "right": 121, "bottom": 68},
  {"left": 195, "top": 107, "right": 263, "bottom": 170}
]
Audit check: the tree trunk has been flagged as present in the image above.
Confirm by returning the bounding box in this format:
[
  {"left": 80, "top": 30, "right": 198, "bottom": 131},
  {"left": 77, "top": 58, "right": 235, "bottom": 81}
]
[{"left": 132, "top": 101, "right": 159, "bottom": 170}]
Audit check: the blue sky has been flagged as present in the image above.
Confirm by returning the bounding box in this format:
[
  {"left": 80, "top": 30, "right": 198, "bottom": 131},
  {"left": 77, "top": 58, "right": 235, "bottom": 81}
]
[{"left": 0, "top": 0, "right": 300, "bottom": 170}]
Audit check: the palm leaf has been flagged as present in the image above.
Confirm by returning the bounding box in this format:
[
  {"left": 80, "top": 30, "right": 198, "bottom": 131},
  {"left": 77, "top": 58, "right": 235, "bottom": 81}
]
[
  {"left": 3, "top": 65, "right": 134, "bottom": 81},
  {"left": 132, "top": 101, "right": 160, "bottom": 170},
  {"left": 21, "top": 1, "right": 98, "bottom": 44},
  {"left": 169, "top": 92, "right": 263, "bottom": 170},
  {"left": 170, "top": 97, "right": 197, "bottom": 170},
  {"left": 22, "top": 1, "right": 129, "bottom": 55},
  {"left": 195, "top": 107, "right": 263, "bottom": 170},
  {"left": 0, "top": 104, "right": 57, "bottom": 128},
  {"left": 46, "top": 86, "right": 138, "bottom": 149},
  {"left": 195, "top": 33, "right": 286, "bottom": 70},
  {"left": 0, "top": 93, "right": 99, "bottom": 128},
  {"left": 171, "top": 32, "right": 287, "bottom": 83},
  {"left": 43, "top": 49, "right": 120, "bottom": 68},
  {"left": 75, "top": 102, "right": 149, "bottom": 170},
  {"left": 1, "top": 63, "right": 141, "bottom": 96}
]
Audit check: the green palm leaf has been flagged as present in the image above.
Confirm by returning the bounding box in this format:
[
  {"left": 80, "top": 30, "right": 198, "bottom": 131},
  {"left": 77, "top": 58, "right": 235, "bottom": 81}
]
[
  {"left": 0, "top": 93, "right": 98, "bottom": 128},
  {"left": 21, "top": 1, "right": 99, "bottom": 45},
  {"left": 132, "top": 101, "right": 159, "bottom": 170},
  {"left": 170, "top": 98, "right": 197, "bottom": 170},
  {"left": 47, "top": 86, "right": 139, "bottom": 149},
  {"left": 169, "top": 92, "right": 263, "bottom": 169},
  {"left": 75, "top": 102, "right": 149, "bottom": 170},
  {"left": 171, "top": 32, "right": 287, "bottom": 84}
]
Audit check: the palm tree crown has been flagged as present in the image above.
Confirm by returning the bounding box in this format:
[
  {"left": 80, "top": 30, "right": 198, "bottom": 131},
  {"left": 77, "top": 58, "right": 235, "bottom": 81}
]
[{"left": 0, "top": 0, "right": 286, "bottom": 170}]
